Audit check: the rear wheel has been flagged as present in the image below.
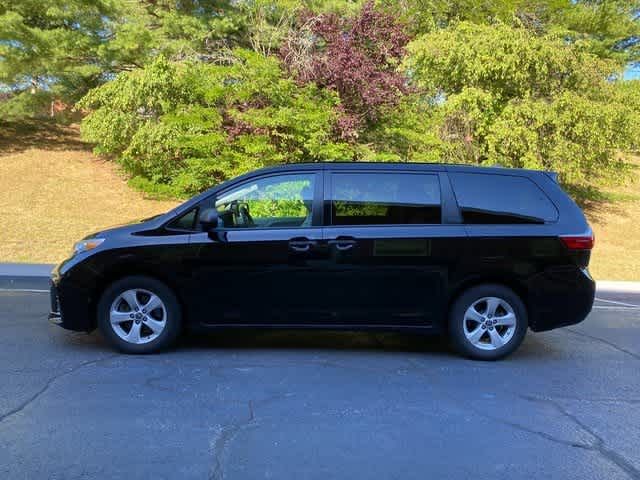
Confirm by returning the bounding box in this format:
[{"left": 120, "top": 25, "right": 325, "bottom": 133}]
[
  {"left": 97, "top": 276, "right": 182, "bottom": 354},
  {"left": 448, "top": 284, "right": 528, "bottom": 360}
]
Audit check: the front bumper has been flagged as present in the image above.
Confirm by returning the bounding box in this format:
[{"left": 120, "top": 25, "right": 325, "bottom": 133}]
[
  {"left": 48, "top": 271, "right": 96, "bottom": 332},
  {"left": 48, "top": 281, "right": 63, "bottom": 325}
]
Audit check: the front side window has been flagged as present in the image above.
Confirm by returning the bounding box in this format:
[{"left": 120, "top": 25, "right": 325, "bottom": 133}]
[
  {"left": 214, "top": 173, "right": 315, "bottom": 229},
  {"left": 330, "top": 172, "right": 441, "bottom": 226},
  {"left": 449, "top": 173, "right": 558, "bottom": 224}
]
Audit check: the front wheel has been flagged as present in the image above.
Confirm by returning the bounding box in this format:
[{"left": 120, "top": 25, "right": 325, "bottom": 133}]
[
  {"left": 97, "top": 276, "right": 182, "bottom": 354},
  {"left": 448, "top": 284, "right": 528, "bottom": 360}
]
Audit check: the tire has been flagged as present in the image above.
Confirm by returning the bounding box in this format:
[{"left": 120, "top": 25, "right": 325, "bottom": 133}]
[
  {"left": 97, "top": 276, "right": 182, "bottom": 354},
  {"left": 448, "top": 284, "right": 528, "bottom": 360}
]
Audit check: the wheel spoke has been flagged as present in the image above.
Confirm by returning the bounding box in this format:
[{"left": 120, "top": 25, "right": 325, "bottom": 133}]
[
  {"left": 485, "top": 297, "right": 500, "bottom": 317},
  {"left": 143, "top": 294, "right": 162, "bottom": 313},
  {"left": 110, "top": 310, "right": 131, "bottom": 325},
  {"left": 465, "top": 307, "right": 484, "bottom": 323},
  {"left": 121, "top": 290, "right": 140, "bottom": 311},
  {"left": 488, "top": 328, "right": 505, "bottom": 348},
  {"left": 145, "top": 318, "right": 165, "bottom": 334},
  {"left": 495, "top": 312, "right": 516, "bottom": 327},
  {"left": 466, "top": 326, "right": 485, "bottom": 344},
  {"left": 125, "top": 321, "right": 142, "bottom": 343}
]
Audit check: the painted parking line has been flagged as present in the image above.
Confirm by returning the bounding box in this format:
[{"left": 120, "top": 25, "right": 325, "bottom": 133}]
[
  {"left": 594, "top": 297, "right": 640, "bottom": 308},
  {"left": 0, "top": 288, "right": 48, "bottom": 293},
  {"left": 593, "top": 306, "right": 640, "bottom": 312}
]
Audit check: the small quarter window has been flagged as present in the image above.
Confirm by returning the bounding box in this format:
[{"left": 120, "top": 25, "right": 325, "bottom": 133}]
[
  {"left": 167, "top": 209, "right": 197, "bottom": 231},
  {"left": 449, "top": 173, "right": 558, "bottom": 224},
  {"left": 330, "top": 173, "right": 441, "bottom": 225}
]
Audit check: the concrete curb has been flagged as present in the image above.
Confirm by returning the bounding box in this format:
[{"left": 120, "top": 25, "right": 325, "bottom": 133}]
[
  {"left": 596, "top": 281, "right": 640, "bottom": 293},
  {"left": 0, "top": 263, "right": 54, "bottom": 291}
]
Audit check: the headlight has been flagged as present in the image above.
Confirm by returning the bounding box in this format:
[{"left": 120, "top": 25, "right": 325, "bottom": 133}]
[{"left": 72, "top": 238, "right": 105, "bottom": 256}]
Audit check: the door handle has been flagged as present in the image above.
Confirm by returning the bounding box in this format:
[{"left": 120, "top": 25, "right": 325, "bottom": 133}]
[
  {"left": 328, "top": 237, "right": 357, "bottom": 251},
  {"left": 289, "top": 238, "right": 316, "bottom": 252}
]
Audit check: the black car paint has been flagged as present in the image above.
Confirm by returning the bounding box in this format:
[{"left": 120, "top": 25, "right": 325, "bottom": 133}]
[{"left": 50, "top": 163, "right": 595, "bottom": 334}]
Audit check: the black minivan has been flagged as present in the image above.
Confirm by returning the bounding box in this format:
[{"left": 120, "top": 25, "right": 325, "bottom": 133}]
[{"left": 49, "top": 163, "right": 595, "bottom": 360}]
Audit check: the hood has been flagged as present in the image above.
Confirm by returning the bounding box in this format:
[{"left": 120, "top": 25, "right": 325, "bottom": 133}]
[{"left": 82, "top": 213, "right": 168, "bottom": 240}]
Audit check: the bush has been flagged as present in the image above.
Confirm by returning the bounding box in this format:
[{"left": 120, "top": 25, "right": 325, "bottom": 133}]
[
  {"left": 79, "top": 50, "right": 353, "bottom": 196},
  {"left": 403, "top": 22, "right": 640, "bottom": 189}
]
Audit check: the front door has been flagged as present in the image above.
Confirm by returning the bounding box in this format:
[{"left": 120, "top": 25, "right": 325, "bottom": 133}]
[{"left": 188, "top": 171, "right": 326, "bottom": 326}]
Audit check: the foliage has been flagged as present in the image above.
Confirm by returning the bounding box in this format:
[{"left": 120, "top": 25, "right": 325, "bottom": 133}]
[
  {"left": 280, "top": 1, "right": 410, "bottom": 139},
  {"left": 2, "top": 0, "right": 640, "bottom": 199},
  {"left": 403, "top": 22, "right": 640, "bottom": 186},
  {"left": 405, "top": 22, "right": 618, "bottom": 99},
  {"left": 0, "top": 0, "right": 113, "bottom": 116},
  {"left": 0, "top": 0, "right": 242, "bottom": 118},
  {"left": 396, "top": 0, "right": 640, "bottom": 66},
  {"left": 79, "top": 50, "right": 353, "bottom": 196}
]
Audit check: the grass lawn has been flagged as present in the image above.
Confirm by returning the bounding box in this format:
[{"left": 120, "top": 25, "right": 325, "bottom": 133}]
[
  {"left": 0, "top": 122, "right": 178, "bottom": 263},
  {"left": 585, "top": 170, "right": 640, "bottom": 281},
  {"left": 0, "top": 121, "right": 638, "bottom": 280}
]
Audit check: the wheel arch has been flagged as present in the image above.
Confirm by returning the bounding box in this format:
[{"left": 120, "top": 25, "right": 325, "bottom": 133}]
[
  {"left": 89, "top": 263, "right": 189, "bottom": 331},
  {"left": 446, "top": 275, "right": 530, "bottom": 329}
]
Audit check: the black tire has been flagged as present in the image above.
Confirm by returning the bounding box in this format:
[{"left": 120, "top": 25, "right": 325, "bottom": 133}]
[
  {"left": 448, "top": 284, "right": 528, "bottom": 360},
  {"left": 97, "top": 276, "right": 182, "bottom": 354}
]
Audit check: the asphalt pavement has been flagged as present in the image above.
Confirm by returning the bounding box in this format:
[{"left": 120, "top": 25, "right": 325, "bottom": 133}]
[{"left": 0, "top": 288, "right": 639, "bottom": 480}]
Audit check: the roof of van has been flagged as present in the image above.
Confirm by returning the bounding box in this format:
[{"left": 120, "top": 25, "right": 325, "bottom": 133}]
[{"left": 245, "top": 161, "right": 555, "bottom": 177}]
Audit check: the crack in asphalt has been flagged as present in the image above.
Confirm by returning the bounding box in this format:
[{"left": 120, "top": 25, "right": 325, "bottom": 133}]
[
  {"left": 208, "top": 394, "right": 290, "bottom": 480},
  {"left": 0, "top": 354, "right": 119, "bottom": 425},
  {"left": 566, "top": 328, "right": 640, "bottom": 361},
  {"left": 463, "top": 394, "right": 639, "bottom": 479},
  {"left": 404, "top": 357, "right": 639, "bottom": 479},
  {"left": 522, "top": 395, "right": 640, "bottom": 480},
  {"left": 531, "top": 396, "right": 640, "bottom": 405},
  {"left": 403, "top": 359, "right": 592, "bottom": 447},
  {"left": 208, "top": 411, "right": 256, "bottom": 480},
  {"left": 467, "top": 405, "right": 592, "bottom": 450}
]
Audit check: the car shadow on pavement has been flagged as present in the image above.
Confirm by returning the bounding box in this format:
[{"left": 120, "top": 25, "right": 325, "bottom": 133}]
[
  {"left": 178, "top": 329, "right": 453, "bottom": 356},
  {"left": 61, "top": 324, "right": 554, "bottom": 360}
]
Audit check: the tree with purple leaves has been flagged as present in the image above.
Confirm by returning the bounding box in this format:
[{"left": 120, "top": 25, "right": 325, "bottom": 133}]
[{"left": 281, "top": 1, "right": 410, "bottom": 140}]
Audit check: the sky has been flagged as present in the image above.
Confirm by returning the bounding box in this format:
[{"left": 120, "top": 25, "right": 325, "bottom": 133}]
[{"left": 624, "top": 66, "right": 640, "bottom": 80}]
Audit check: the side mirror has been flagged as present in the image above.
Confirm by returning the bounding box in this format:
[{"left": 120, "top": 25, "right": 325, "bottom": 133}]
[{"left": 199, "top": 208, "right": 219, "bottom": 230}]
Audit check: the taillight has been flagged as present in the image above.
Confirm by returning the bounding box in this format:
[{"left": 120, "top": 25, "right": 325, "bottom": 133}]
[{"left": 560, "top": 234, "right": 595, "bottom": 250}]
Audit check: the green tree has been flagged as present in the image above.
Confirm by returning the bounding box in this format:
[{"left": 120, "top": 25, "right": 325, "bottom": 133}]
[
  {"left": 0, "top": 0, "right": 242, "bottom": 118},
  {"left": 396, "top": 0, "right": 640, "bottom": 66},
  {"left": 403, "top": 21, "right": 640, "bottom": 188},
  {"left": 0, "top": 0, "right": 116, "bottom": 117},
  {"left": 78, "top": 50, "right": 353, "bottom": 196},
  {"left": 101, "top": 0, "right": 242, "bottom": 68}
]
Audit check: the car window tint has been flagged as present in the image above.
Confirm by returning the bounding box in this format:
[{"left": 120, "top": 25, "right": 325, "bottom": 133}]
[
  {"left": 330, "top": 173, "right": 441, "bottom": 225},
  {"left": 449, "top": 173, "right": 558, "bottom": 224},
  {"left": 167, "top": 209, "right": 197, "bottom": 231},
  {"left": 214, "top": 173, "right": 315, "bottom": 228}
]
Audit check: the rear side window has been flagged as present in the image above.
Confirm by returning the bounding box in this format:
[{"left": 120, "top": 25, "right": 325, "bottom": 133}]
[
  {"left": 449, "top": 173, "right": 558, "bottom": 224},
  {"left": 330, "top": 172, "right": 441, "bottom": 225}
]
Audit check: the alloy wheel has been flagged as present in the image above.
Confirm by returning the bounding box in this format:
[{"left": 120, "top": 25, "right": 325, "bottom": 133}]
[
  {"left": 462, "top": 296, "right": 517, "bottom": 351},
  {"left": 109, "top": 288, "right": 167, "bottom": 344}
]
